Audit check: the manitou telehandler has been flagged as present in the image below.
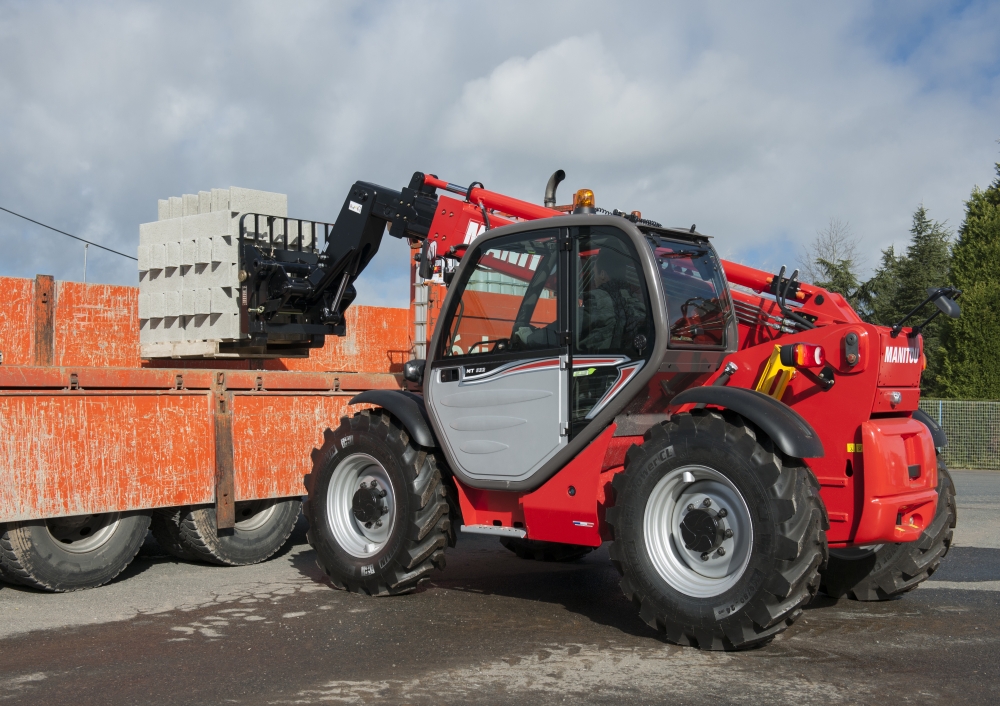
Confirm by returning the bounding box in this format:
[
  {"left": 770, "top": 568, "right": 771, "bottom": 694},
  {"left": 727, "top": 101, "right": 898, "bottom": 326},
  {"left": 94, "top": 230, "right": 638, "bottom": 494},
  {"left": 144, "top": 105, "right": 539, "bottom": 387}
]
[{"left": 231, "top": 170, "right": 959, "bottom": 650}]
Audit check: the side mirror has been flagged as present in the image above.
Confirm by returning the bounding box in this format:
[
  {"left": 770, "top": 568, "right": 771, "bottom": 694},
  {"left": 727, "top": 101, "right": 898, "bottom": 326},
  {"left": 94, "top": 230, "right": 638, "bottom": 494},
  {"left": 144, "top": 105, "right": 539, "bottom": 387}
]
[
  {"left": 930, "top": 288, "right": 961, "bottom": 319},
  {"left": 403, "top": 359, "right": 426, "bottom": 384},
  {"left": 417, "top": 240, "right": 437, "bottom": 281}
]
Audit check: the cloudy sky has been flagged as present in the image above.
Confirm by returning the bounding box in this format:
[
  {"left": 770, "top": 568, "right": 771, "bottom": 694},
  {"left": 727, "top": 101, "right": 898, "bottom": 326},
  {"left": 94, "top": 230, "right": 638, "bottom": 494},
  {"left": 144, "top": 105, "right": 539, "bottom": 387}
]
[{"left": 1, "top": 1, "right": 997, "bottom": 307}]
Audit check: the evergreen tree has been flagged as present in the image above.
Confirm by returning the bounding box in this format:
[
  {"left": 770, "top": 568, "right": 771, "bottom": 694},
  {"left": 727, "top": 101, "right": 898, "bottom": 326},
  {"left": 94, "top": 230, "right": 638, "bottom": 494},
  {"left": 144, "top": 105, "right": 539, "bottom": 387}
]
[
  {"left": 940, "top": 162, "right": 1000, "bottom": 399},
  {"left": 893, "top": 207, "right": 953, "bottom": 395},
  {"left": 855, "top": 246, "right": 903, "bottom": 325},
  {"left": 814, "top": 257, "right": 861, "bottom": 310}
]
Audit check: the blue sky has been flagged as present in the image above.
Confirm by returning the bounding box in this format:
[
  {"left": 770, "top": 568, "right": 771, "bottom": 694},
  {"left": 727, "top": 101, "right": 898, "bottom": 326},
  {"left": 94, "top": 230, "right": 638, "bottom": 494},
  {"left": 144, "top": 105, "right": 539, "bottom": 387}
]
[{"left": 0, "top": 1, "right": 997, "bottom": 307}]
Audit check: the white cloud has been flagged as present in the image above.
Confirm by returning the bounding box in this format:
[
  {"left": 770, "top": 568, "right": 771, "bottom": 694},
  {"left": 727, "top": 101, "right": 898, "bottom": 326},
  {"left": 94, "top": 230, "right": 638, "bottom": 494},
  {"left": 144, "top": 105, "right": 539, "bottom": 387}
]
[{"left": 0, "top": 1, "right": 996, "bottom": 301}]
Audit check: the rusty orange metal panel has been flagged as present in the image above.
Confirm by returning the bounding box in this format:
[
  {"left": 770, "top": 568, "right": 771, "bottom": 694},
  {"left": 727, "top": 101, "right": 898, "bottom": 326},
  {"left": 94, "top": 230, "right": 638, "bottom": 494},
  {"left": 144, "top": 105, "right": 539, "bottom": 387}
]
[
  {"left": 231, "top": 393, "right": 355, "bottom": 501},
  {"left": 0, "top": 392, "right": 216, "bottom": 522},
  {"left": 0, "top": 277, "right": 35, "bottom": 367},
  {"left": 275, "top": 305, "right": 412, "bottom": 373},
  {"left": 54, "top": 281, "right": 141, "bottom": 369},
  {"left": 0, "top": 367, "right": 69, "bottom": 389}
]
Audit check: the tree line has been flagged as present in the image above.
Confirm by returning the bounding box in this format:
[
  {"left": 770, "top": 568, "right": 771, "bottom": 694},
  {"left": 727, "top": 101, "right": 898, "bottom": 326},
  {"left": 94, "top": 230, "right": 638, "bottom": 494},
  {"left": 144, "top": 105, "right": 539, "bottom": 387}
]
[{"left": 798, "top": 160, "right": 1000, "bottom": 400}]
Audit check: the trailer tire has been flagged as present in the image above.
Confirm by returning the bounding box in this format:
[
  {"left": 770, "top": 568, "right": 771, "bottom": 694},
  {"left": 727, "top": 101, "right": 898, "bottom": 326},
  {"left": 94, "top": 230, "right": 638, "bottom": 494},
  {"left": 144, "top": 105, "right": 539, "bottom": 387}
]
[
  {"left": 150, "top": 509, "right": 203, "bottom": 562},
  {"left": 305, "top": 409, "right": 450, "bottom": 596},
  {"left": 606, "top": 410, "right": 828, "bottom": 651},
  {"left": 499, "top": 538, "right": 594, "bottom": 562},
  {"left": 172, "top": 498, "right": 301, "bottom": 567},
  {"left": 821, "top": 460, "right": 956, "bottom": 601},
  {"left": 0, "top": 512, "right": 150, "bottom": 592}
]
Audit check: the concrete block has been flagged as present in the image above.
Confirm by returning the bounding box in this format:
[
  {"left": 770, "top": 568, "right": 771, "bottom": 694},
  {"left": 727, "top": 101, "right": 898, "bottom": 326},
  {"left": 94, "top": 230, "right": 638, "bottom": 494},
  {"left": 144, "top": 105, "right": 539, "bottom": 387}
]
[
  {"left": 137, "top": 245, "right": 149, "bottom": 271},
  {"left": 137, "top": 293, "right": 148, "bottom": 319},
  {"left": 163, "top": 291, "right": 181, "bottom": 317},
  {"left": 147, "top": 293, "right": 164, "bottom": 319},
  {"left": 211, "top": 188, "right": 230, "bottom": 213},
  {"left": 157, "top": 199, "right": 169, "bottom": 221},
  {"left": 181, "top": 239, "right": 197, "bottom": 267},
  {"left": 182, "top": 194, "right": 198, "bottom": 216},
  {"left": 212, "top": 234, "right": 237, "bottom": 264},
  {"left": 147, "top": 243, "right": 165, "bottom": 271},
  {"left": 196, "top": 238, "right": 213, "bottom": 265},
  {"left": 211, "top": 286, "right": 238, "bottom": 315},
  {"left": 181, "top": 289, "right": 196, "bottom": 316},
  {"left": 166, "top": 242, "right": 182, "bottom": 269},
  {"left": 182, "top": 210, "right": 231, "bottom": 239},
  {"left": 140, "top": 217, "right": 183, "bottom": 246},
  {"left": 194, "top": 288, "right": 211, "bottom": 316},
  {"left": 229, "top": 187, "right": 287, "bottom": 218},
  {"left": 203, "top": 261, "right": 239, "bottom": 287},
  {"left": 169, "top": 196, "right": 183, "bottom": 219},
  {"left": 198, "top": 191, "right": 211, "bottom": 214}
]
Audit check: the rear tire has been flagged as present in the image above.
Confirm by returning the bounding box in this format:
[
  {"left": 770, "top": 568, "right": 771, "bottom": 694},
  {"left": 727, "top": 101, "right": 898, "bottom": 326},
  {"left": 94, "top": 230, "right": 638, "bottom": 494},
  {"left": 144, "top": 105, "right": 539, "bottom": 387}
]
[
  {"left": 500, "top": 538, "right": 594, "bottom": 562},
  {"left": 821, "top": 460, "right": 956, "bottom": 601},
  {"left": 0, "top": 512, "right": 150, "bottom": 591},
  {"left": 150, "top": 508, "right": 203, "bottom": 562},
  {"left": 172, "top": 498, "right": 301, "bottom": 566},
  {"left": 606, "top": 410, "right": 828, "bottom": 651},
  {"left": 305, "top": 409, "right": 450, "bottom": 596}
]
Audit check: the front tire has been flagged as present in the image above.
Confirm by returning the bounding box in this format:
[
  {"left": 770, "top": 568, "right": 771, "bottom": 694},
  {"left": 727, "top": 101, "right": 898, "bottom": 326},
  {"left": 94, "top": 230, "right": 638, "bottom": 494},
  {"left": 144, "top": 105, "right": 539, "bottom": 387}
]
[
  {"left": 821, "top": 460, "right": 956, "bottom": 601},
  {"left": 0, "top": 512, "right": 150, "bottom": 591},
  {"left": 305, "top": 409, "right": 450, "bottom": 596},
  {"left": 607, "top": 410, "right": 828, "bottom": 650}
]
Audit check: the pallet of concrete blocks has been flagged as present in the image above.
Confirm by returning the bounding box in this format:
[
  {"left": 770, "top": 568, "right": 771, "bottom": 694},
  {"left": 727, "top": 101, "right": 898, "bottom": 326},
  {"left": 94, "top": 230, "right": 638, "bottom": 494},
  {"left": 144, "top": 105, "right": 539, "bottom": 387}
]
[{"left": 137, "top": 187, "right": 287, "bottom": 358}]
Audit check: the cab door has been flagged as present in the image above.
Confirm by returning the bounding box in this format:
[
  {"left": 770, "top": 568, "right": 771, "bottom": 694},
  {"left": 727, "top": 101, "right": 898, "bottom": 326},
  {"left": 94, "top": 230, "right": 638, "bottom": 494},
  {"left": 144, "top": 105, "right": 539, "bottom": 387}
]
[{"left": 425, "top": 227, "right": 570, "bottom": 486}]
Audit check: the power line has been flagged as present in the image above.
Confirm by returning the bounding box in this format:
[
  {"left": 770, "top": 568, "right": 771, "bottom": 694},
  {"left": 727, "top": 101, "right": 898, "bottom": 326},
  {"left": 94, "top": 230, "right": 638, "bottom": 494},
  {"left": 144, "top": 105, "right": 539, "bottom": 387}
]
[{"left": 0, "top": 205, "right": 137, "bottom": 261}]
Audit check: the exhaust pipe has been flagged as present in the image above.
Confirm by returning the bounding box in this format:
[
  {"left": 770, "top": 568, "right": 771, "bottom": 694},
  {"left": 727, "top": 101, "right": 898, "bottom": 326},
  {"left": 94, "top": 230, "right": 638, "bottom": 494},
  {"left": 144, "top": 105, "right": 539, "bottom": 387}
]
[{"left": 544, "top": 170, "right": 566, "bottom": 208}]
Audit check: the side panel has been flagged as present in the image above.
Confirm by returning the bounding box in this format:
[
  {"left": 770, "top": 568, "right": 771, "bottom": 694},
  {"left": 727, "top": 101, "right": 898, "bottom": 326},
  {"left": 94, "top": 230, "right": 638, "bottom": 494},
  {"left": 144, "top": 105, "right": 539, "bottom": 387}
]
[
  {"left": 431, "top": 358, "right": 567, "bottom": 483},
  {"left": 0, "top": 392, "right": 216, "bottom": 522},
  {"left": 0, "top": 389, "right": 358, "bottom": 522},
  {"left": 232, "top": 393, "right": 355, "bottom": 500}
]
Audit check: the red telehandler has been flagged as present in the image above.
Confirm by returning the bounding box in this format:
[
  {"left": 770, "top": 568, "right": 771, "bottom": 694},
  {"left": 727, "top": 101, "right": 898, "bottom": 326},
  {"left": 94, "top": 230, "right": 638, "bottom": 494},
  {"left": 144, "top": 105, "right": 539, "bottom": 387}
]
[{"left": 231, "top": 170, "right": 959, "bottom": 650}]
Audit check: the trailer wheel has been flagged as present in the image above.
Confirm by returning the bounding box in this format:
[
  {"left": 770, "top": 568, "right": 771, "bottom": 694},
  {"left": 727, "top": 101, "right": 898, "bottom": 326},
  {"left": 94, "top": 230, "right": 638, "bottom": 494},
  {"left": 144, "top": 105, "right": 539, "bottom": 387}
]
[
  {"left": 499, "top": 538, "right": 594, "bottom": 562},
  {"left": 821, "top": 459, "right": 956, "bottom": 601},
  {"left": 149, "top": 508, "right": 202, "bottom": 562},
  {"left": 305, "top": 409, "right": 450, "bottom": 596},
  {"left": 0, "top": 512, "right": 150, "bottom": 591},
  {"left": 171, "top": 498, "right": 301, "bottom": 566},
  {"left": 606, "top": 410, "right": 828, "bottom": 651}
]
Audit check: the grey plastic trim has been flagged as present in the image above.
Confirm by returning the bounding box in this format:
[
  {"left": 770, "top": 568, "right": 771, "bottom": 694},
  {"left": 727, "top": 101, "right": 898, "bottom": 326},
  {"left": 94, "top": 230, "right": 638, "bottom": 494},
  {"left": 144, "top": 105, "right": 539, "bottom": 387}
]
[
  {"left": 460, "top": 524, "right": 527, "bottom": 538},
  {"left": 424, "top": 215, "right": 680, "bottom": 491},
  {"left": 912, "top": 408, "right": 948, "bottom": 448},
  {"left": 348, "top": 390, "right": 436, "bottom": 448},
  {"left": 669, "top": 386, "right": 825, "bottom": 459}
]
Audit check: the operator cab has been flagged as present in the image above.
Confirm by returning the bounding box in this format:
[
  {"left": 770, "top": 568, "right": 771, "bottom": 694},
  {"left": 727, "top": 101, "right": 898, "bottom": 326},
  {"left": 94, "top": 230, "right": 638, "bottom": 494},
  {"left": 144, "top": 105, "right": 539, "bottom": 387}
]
[{"left": 423, "top": 214, "right": 736, "bottom": 492}]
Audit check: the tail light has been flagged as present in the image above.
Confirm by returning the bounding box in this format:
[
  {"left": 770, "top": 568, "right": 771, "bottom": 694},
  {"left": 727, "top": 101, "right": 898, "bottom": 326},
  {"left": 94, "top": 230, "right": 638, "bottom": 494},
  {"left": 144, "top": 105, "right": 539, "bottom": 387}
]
[{"left": 780, "top": 343, "right": 826, "bottom": 368}]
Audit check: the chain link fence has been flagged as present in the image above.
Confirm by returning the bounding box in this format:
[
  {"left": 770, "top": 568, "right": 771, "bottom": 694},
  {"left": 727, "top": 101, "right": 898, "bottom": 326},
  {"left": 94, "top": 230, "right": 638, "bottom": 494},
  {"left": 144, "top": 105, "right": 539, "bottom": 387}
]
[{"left": 919, "top": 399, "right": 1000, "bottom": 470}]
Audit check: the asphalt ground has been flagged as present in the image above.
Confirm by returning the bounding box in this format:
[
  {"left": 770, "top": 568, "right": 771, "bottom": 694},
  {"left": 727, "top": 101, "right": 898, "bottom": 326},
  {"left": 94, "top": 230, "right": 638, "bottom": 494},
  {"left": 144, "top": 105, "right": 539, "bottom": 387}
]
[{"left": 0, "top": 470, "right": 997, "bottom": 705}]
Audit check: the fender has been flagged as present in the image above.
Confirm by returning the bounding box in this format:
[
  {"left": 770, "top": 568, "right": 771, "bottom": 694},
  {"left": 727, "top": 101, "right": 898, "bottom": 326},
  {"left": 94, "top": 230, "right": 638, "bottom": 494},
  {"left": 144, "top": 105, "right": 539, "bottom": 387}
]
[
  {"left": 348, "top": 390, "right": 437, "bottom": 448},
  {"left": 912, "top": 408, "right": 948, "bottom": 449},
  {"left": 670, "top": 386, "right": 824, "bottom": 459}
]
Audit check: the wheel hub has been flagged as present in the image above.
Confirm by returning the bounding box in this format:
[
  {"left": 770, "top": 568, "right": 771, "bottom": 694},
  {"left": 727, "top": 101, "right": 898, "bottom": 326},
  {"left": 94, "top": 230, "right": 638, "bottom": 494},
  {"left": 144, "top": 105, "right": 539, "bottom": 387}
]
[
  {"left": 351, "top": 481, "right": 388, "bottom": 527},
  {"left": 680, "top": 508, "right": 724, "bottom": 553}
]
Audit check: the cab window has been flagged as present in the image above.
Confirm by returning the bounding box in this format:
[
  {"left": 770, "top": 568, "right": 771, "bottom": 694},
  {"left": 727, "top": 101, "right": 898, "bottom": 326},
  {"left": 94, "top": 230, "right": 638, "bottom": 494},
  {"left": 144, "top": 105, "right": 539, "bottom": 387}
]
[
  {"left": 649, "top": 236, "right": 730, "bottom": 348},
  {"left": 441, "top": 229, "right": 560, "bottom": 357}
]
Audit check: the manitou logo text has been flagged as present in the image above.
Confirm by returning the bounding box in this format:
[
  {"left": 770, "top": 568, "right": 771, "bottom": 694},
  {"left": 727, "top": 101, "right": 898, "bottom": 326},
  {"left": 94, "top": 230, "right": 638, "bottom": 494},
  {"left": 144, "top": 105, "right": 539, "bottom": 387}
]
[{"left": 884, "top": 346, "right": 920, "bottom": 364}]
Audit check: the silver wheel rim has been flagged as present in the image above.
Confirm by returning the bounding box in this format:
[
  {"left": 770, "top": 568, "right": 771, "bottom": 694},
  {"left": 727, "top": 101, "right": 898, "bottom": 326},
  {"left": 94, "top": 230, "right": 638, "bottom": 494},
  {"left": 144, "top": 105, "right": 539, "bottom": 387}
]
[
  {"left": 325, "top": 453, "right": 396, "bottom": 559},
  {"left": 643, "top": 465, "right": 753, "bottom": 598},
  {"left": 45, "top": 513, "right": 121, "bottom": 554},
  {"left": 234, "top": 500, "right": 278, "bottom": 532}
]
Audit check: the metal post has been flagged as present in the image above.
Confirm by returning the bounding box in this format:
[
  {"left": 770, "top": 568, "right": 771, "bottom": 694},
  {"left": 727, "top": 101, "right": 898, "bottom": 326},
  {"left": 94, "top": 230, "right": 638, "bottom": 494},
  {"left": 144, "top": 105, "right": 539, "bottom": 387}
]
[
  {"left": 83, "top": 243, "right": 88, "bottom": 283},
  {"left": 938, "top": 400, "right": 943, "bottom": 425}
]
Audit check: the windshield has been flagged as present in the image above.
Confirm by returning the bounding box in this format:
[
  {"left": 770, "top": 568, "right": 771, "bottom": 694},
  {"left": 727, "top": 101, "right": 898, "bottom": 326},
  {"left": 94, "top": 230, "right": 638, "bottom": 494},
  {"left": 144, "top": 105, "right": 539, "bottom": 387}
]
[{"left": 647, "top": 236, "right": 730, "bottom": 348}]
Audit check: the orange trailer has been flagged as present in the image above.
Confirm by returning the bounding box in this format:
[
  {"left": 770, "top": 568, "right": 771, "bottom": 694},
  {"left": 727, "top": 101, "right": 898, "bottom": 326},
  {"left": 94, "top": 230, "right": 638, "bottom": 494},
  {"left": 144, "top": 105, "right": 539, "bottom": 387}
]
[{"left": 0, "top": 274, "right": 411, "bottom": 591}]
